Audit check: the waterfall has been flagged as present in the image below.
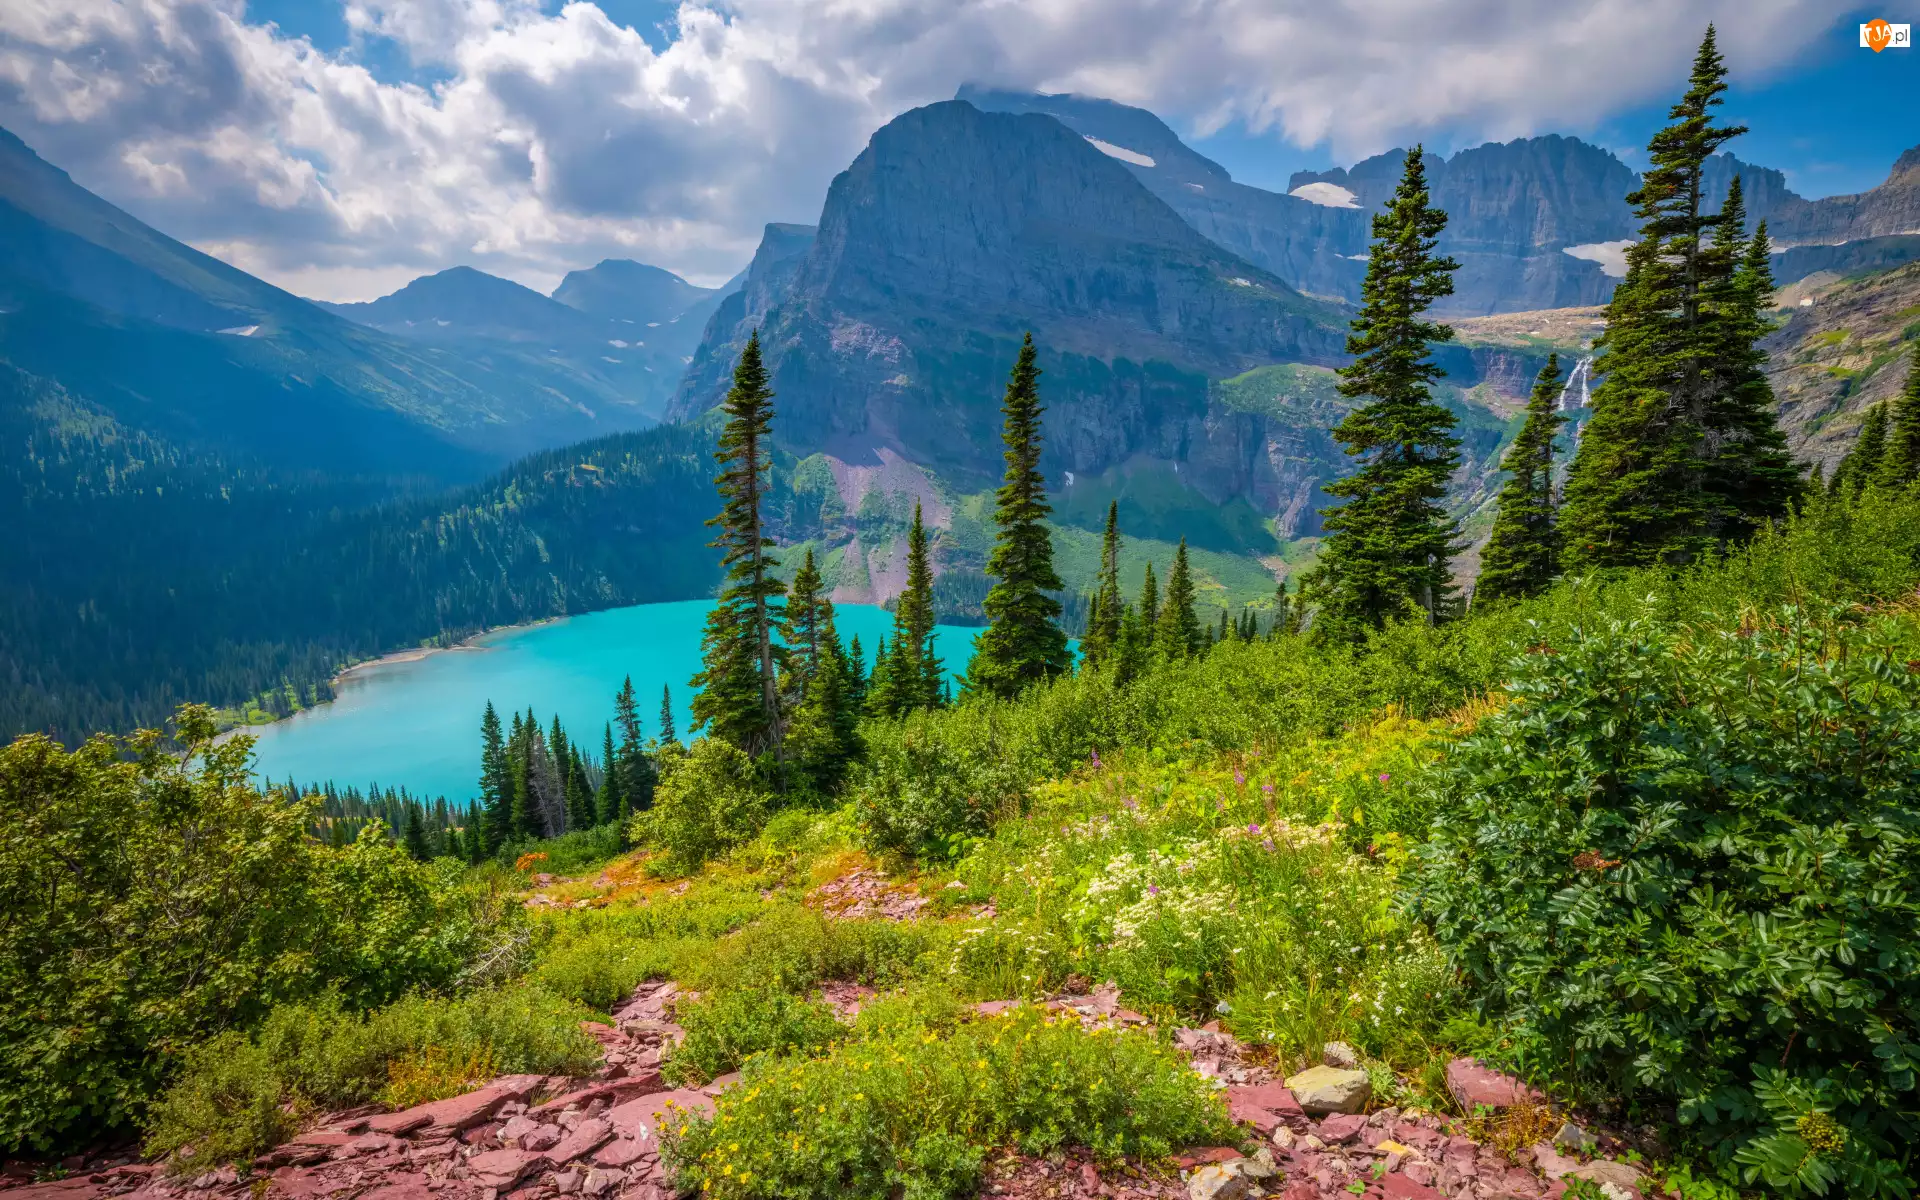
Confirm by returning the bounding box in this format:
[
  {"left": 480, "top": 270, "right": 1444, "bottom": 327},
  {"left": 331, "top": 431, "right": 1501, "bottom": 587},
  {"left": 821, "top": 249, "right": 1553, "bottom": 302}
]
[{"left": 1558, "top": 354, "right": 1593, "bottom": 447}]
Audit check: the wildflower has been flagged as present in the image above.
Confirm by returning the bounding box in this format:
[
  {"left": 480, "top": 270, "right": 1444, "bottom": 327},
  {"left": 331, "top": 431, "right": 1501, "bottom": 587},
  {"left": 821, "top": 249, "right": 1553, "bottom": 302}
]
[
  {"left": 1147, "top": 884, "right": 1160, "bottom": 896},
  {"left": 1234, "top": 770, "right": 1246, "bottom": 786},
  {"left": 1377, "top": 773, "right": 1390, "bottom": 784},
  {"left": 1263, "top": 838, "right": 1275, "bottom": 852},
  {"left": 1262, "top": 783, "right": 1274, "bottom": 796},
  {"left": 1248, "top": 823, "right": 1261, "bottom": 835}
]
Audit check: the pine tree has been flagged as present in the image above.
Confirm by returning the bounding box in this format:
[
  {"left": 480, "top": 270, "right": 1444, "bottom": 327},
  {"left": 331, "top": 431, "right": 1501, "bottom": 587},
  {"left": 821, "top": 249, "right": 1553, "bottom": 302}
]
[
  {"left": 787, "top": 603, "right": 860, "bottom": 793},
  {"left": 1476, "top": 354, "right": 1567, "bottom": 604},
  {"left": 597, "top": 723, "right": 622, "bottom": 826},
  {"left": 479, "top": 702, "right": 511, "bottom": 853},
  {"left": 613, "top": 676, "right": 643, "bottom": 797},
  {"left": 865, "top": 634, "right": 897, "bottom": 717},
  {"left": 1137, "top": 563, "right": 1159, "bottom": 641},
  {"left": 691, "top": 332, "right": 788, "bottom": 756},
  {"left": 966, "top": 334, "right": 1071, "bottom": 698},
  {"left": 1153, "top": 538, "right": 1202, "bottom": 658},
  {"left": 786, "top": 548, "right": 829, "bottom": 680},
  {"left": 1307, "top": 145, "right": 1462, "bottom": 638},
  {"left": 845, "top": 636, "right": 869, "bottom": 712},
  {"left": 444, "top": 825, "right": 465, "bottom": 863},
  {"left": 402, "top": 803, "right": 430, "bottom": 861},
  {"left": 1079, "top": 501, "right": 1124, "bottom": 669},
  {"left": 1701, "top": 208, "right": 1800, "bottom": 535},
  {"left": 567, "top": 744, "right": 596, "bottom": 831},
  {"left": 1878, "top": 343, "right": 1920, "bottom": 487},
  {"left": 1560, "top": 27, "right": 1784, "bottom": 568},
  {"left": 890, "top": 500, "right": 943, "bottom": 712},
  {"left": 657, "top": 685, "right": 677, "bottom": 746},
  {"left": 1834, "top": 403, "right": 1891, "bottom": 497}
]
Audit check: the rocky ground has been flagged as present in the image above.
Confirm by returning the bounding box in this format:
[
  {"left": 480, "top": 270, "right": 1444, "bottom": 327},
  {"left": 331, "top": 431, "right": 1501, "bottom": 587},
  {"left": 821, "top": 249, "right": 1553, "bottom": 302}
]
[{"left": 4, "top": 872, "right": 1665, "bottom": 1200}]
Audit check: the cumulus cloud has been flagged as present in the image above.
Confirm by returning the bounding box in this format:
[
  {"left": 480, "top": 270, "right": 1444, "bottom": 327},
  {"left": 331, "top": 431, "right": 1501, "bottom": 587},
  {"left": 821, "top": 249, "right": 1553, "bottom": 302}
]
[{"left": 0, "top": 0, "right": 1840, "bottom": 300}]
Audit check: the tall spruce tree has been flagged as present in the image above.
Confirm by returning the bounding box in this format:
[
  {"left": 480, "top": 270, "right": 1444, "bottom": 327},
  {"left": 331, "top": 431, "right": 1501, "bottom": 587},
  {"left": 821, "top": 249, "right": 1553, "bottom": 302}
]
[
  {"left": 597, "top": 723, "right": 622, "bottom": 826},
  {"left": 786, "top": 548, "right": 829, "bottom": 681},
  {"left": 966, "top": 335, "right": 1070, "bottom": 699},
  {"left": 890, "top": 500, "right": 943, "bottom": 711},
  {"left": 657, "top": 685, "right": 677, "bottom": 746},
  {"left": 691, "top": 332, "right": 788, "bottom": 756},
  {"left": 1834, "top": 403, "right": 1891, "bottom": 497},
  {"left": 1879, "top": 343, "right": 1920, "bottom": 487},
  {"left": 845, "top": 635, "right": 869, "bottom": 712},
  {"left": 1701, "top": 204, "right": 1800, "bottom": 535},
  {"left": 1153, "top": 539, "right": 1202, "bottom": 658},
  {"left": 402, "top": 803, "right": 431, "bottom": 861},
  {"left": 1306, "top": 145, "right": 1462, "bottom": 637},
  {"left": 1560, "top": 28, "right": 1790, "bottom": 567},
  {"left": 1476, "top": 355, "right": 1568, "bottom": 603},
  {"left": 1079, "top": 501, "right": 1124, "bottom": 669},
  {"left": 787, "top": 601, "right": 859, "bottom": 793},
  {"left": 865, "top": 634, "right": 897, "bottom": 717},
  {"left": 479, "top": 702, "right": 511, "bottom": 853}
]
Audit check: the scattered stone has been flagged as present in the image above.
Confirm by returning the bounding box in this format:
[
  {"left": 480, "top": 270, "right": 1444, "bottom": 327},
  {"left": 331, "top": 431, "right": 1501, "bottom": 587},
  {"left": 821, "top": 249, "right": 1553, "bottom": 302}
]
[
  {"left": 1554, "top": 1121, "right": 1599, "bottom": 1153},
  {"left": 809, "top": 868, "right": 928, "bottom": 921},
  {"left": 1321, "top": 1041, "right": 1360, "bottom": 1069},
  {"left": 1378, "top": 1174, "right": 1445, "bottom": 1200},
  {"left": 1282, "top": 1065, "right": 1371, "bottom": 1115},
  {"left": 1566, "top": 1160, "right": 1648, "bottom": 1194},
  {"left": 1270, "top": 1126, "right": 1296, "bottom": 1150},
  {"left": 580, "top": 1168, "right": 623, "bottom": 1197},
  {"left": 592, "top": 1138, "right": 651, "bottom": 1168},
  {"left": 1316, "top": 1113, "right": 1366, "bottom": 1144},
  {"left": 606, "top": 1089, "right": 715, "bottom": 1142},
  {"left": 552, "top": 1169, "right": 583, "bottom": 1195},
  {"left": 1444, "top": 1058, "right": 1543, "bottom": 1112},
  {"left": 1170, "top": 1147, "right": 1243, "bottom": 1170},
  {"left": 544, "top": 1117, "right": 614, "bottom": 1165},
  {"left": 468, "top": 1148, "right": 543, "bottom": 1190},
  {"left": 1186, "top": 1162, "right": 1253, "bottom": 1200},
  {"left": 700, "top": 1072, "right": 742, "bottom": 1095},
  {"left": 1530, "top": 1143, "right": 1580, "bottom": 1180}
]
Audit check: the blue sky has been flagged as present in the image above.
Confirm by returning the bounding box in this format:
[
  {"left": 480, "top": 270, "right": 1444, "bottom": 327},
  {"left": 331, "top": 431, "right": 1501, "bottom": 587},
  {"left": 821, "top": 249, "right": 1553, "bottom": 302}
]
[{"left": 1, "top": 0, "right": 1907, "bottom": 299}]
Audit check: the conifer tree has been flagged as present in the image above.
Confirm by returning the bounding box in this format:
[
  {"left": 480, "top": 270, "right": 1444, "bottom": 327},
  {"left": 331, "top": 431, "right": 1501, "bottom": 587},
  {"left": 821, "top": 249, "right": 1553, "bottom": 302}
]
[
  {"left": 1215, "top": 608, "right": 1230, "bottom": 646},
  {"left": 613, "top": 676, "right": 643, "bottom": 796},
  {"left": 1079, "top": 501, "right": 1124, "bottom": 669},
  {"left": 1701, "top": 208, "right": 1800, "bottom": 535},
  {"left": 444, "top": 825, "right": 464, "bottom": 863},
  {"left": 567, "top": 744, "right": 596, "bottom": 831},
  {"left": 1476, "top": 355, "right": 1567, "bottom": 603},
  {"left": 1834, "top": 403, "right": 1891, "bottom": 497},
  {"left": 845, "top": 636, "right": 869, "bottom": 712},
  {"left": 787, "top": 604, "right": 860, "bottom": 793},
  {"left": 1137, "top": 563, "right": 1159, "bottom": 642},
  {"left": 691, "top": 332, "right": 788, "bottom": 756},
  {"left": 1307, "top": 145, "right": 1462, "bottom": 638},
  {"left": 597, "top": 723, "right": 622, "bottom": 826},
  {"left": 1879, "top": 344, "right": 1920, "bottom": 487},
  {"left": 865, "top": 634, "right": 897, "bottom": 717},
  {"left": 966, "top": 335, "right": 1071, "bottom": 698},
  {"left": 402, "top": 803, "right": 431, "bottom": 861},
  {"left": 657, "top": 685, "right": 677, "bottom": 747},
  {"left": 1560, "top": 28, "right": 1791, "bottom": 566},
  {"left": 1153, "top": 538, "right": 1202, "bottom": 658},
  {"left": 479, "top": 702, "right": 511, "bottom": 853},
  {"left": 786, "top": 548, "right": 829, "bottom": 680},
  {"left": 887, "top": 500, "right": 943, "bottom": 711}
]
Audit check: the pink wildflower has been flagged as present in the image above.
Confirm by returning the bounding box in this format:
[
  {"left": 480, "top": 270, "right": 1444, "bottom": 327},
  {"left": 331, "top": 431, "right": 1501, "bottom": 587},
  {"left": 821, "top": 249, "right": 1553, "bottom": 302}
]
[
  {"left": 1147, "top": 884, "right": 1160, "bottom": 896},
  {"left": 1234, "top": 770, "right": 1246, "bottom": 786},
  {"left": 1378, "top": 772, "right": 1391, "bottom": 784},
  {"left": 1248, "top": 823, "right": 1261, "bottom": 835}
]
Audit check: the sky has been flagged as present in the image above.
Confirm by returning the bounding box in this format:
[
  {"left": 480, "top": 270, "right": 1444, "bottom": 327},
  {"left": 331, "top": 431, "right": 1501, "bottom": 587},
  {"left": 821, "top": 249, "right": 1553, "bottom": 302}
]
[{"left": 0, "top": 0, "right": 1912, "bottom": 302}]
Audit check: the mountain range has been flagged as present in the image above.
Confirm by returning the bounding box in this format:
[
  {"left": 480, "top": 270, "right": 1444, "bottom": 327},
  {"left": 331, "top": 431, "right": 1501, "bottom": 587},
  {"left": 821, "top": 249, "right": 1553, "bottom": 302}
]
[{"left": 5, "top": 86, "right": 1920, "bottom": 739}]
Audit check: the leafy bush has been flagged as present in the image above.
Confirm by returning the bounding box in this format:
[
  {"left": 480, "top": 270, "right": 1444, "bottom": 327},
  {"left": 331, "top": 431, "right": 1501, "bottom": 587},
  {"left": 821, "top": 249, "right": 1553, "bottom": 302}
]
[
  {"left": 499, "top": 822, "right": 627, "bottom": 874},
  {"left": 635, "top": 738, "right": 773, "bottom": 872},
  {"left": 665, "top": 1004, "right": 1233, "bottom": 1200},
  {"left": 0, "top": 709, "right": 500, "bottom": 1153},
  {"left": 1408, "top": 606, "right": 1920, "bottom": 1197},
  {"left": 665, "top": 989, "right": 843, "bottom": 1085},
  {"left": 146, "top": 986, "right": 600, "bottom": 1164}
]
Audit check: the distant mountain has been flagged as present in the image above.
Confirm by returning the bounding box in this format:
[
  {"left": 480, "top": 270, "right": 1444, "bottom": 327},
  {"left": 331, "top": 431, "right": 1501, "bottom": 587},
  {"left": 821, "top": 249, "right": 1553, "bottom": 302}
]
[
  {"left": 671, "top": 100, "right": 1531, "bottom": 608},
  {"left": 0, "top": 127, "right": 679, "bottom": 472}
]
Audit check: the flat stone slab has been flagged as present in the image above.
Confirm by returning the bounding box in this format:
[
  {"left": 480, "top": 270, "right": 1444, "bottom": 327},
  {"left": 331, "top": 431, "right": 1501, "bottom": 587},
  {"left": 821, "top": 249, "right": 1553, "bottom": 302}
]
[
  {"left": 1445, "top": 1058, "right": 1542, "bottom": 1112},
  {"left": 606, "top": 1088, "right": 715, "bottom": 1141}
]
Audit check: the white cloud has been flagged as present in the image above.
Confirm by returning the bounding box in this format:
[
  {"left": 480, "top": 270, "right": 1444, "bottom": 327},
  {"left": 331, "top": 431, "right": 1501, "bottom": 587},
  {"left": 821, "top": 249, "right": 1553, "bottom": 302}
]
[{"left": 0, "top": 0, "right": 1840, "bottom": 301}]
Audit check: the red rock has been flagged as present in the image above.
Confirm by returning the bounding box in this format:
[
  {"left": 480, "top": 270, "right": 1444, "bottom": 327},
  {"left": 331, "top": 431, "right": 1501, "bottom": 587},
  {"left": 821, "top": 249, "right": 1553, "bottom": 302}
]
[
  {"left": 527, "top": 1074, "right": 664, "bottom": 1118},
  {"left": 1225, "top": 1082, "right": 1305, "bottom": 1117},
  {"left": 590, "top": 1139, "right": 649, "bottom": 1168},
  {"left": 974, "top": 1000, "right": 1019, "bottom": 1017},
  {"left": 358, "top": 1181, "right": 435, "bottom": 1200},
  {"left": 365, "top": 1109, "right": 433, "bottom": 1136},
  {"left": 1169, "top": 1147, "right": 1242, "bottom": 1169},
  {"left": 545, "top": 1118, "right": 614, "bottom": 1165},
  {"left": 700, "top": 1072, "right": 742, "bottom": 1095},
  {"left": 1318, "top": 1114, "right": 1366, "bottom": 1144},
  {"left": 606, "top": 1089, "right": 714, "bottom": 1141},
  {"left": 1444, "top": 1058, "right": 1543, "bottom": 1112},
  {"left": 1078, "top": 1162, "right": 1100, "bottom": 1192},
  {"left": 1377, "top": 1174, "right": 1444, "bottom": 1200},
  {"left": 347, "top": 1133, "right": 404, "bottom": 1155},
  {"left": 1279, "top": 1185, "right": 1319, "bottom": 1200},
  {"left": 467, "top": 1149, "right": 543, "bottom": 1189}
]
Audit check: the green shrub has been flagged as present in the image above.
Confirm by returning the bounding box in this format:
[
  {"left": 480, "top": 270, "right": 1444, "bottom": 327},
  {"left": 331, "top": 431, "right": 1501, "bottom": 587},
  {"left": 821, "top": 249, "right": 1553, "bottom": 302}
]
[
  {"left": 146, "top": 987, "right": 601, "bottom": 1165},
  {"left": 499, "top": 822, "right": 627, "bottom": 874},
  {"left": 531, "top": 925, "right": 689, "bottom": 1011},
  {"left": 1408, "top": 606, "right": 1920, "bottom": 1197},
  {"left": 635, "top": 739, "right": 773, "bottom": 872},
  {"left": 682, "top": 906, "right": 934, "bottom": 996},
  {"left": 0, "top": 708, "right": 499, "bottom": 1153},
  {"left": 665, "top": 989, "right": 843, "bottom": 1085},
  {"left": 665, "top": 1004, "right": 1233, "bottom": 1199}
]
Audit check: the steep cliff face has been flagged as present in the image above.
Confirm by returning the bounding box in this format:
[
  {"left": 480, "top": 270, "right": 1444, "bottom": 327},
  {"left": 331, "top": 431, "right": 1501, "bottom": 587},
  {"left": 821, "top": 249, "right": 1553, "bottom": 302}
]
[
  {"left": 1763, "top": 261, "right": 1920, "bottom": 472},
  {"left": 1765, "top": 147, "right": 1920, "bottom": 248},
  {"left": 673, "top": 101, "right": 1348, "bottom": 499}
]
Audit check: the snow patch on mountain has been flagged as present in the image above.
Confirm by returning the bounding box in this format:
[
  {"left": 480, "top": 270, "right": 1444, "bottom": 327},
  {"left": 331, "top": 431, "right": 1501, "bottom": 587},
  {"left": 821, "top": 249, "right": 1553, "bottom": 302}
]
[
  {"left": 1085, "top": 137, "right": 1155, "bottom": 168},
  {"left": 1562, "top": 240, "right": 1634, "bottom": 278},
  {"left": 1288, "top": 182, "right": 1359, "bottom": 209}
]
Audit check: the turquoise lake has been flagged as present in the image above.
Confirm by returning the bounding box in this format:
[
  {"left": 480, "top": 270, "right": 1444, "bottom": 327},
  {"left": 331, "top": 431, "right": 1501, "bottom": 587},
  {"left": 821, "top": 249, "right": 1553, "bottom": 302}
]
[{"left": 245, "top": 600, "right": 986, "bottom": 802}]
